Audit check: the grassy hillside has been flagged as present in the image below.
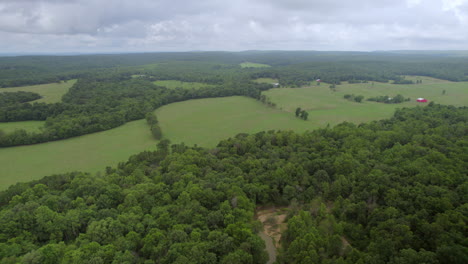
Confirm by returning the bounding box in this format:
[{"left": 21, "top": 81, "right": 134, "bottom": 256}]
[
  {"left": 0, "top": 121, "right": 45, "bottom": 133},
  {"left": 0, "top": 120, "right": 156, "bottom": 189},
  {"left": 0, "top": 80, "right": 77, "bottom": 103},
  {"left": 155, "top": 96, "right": 313, "bottom": 147},
  {"left": 153, "top": 80, "right": 215, "bottom": 89},
  {"left": 263, "top": 79, "right": 468, "bottom": 126}
]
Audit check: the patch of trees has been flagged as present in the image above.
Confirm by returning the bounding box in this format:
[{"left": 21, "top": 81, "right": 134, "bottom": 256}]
[
  {"left": 146, "top": 112, "right": 162, "bottom": 140},
  {"left": 0, "top": 91, "right": 41, "bottom": 106},
  {"left": 392, "top": 79, "right": 414, "bottom": 84},
  {"left": 367, "top": 94, "right": 411, "bottom": 104},
  {"left": 0, "top": 104, "right": 466, "bottom": 263},
  {"left": 295, "top": 107, "right": 309, "bottom": 120},
  {"left": 343, "top": 94, "right": 365, "bottom": 103},
  {"left": 0, "top": 71, "right": 269, "bottom": 147},
  {"left": 258, "top": 94, "right": 276, "bottom": 108}
]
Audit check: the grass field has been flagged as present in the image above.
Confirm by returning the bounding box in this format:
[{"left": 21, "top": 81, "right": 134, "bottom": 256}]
[
  {"left": 155, "top": 96, "right": 313, "bottom": 147},
  {"left": 0, "top": 80, "right": 77, "bottom": 103},
  {"left": 2, "top": 76, "right": 466, "bottom": 190},
  {"left": 0, "top": 120, "right": 157, "bottom": 190},
  {"left": 0, "top": 121, "right": 45, "bottom": 133},
  {"left": 240, "top": 62, "right": 271, "bottom": 68},
  {"left": 153, "top": 80, "right": 215, "bottom": 89},
  {"left": 254, "top": 78, "right": 279, "bottom": 84},
  {"left": 263, "top": 78, "right": 468, "bottom": 126}
]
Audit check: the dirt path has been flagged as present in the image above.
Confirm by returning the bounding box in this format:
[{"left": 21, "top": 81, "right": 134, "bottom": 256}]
[{"left": 256, "top": 206, "right": 288, "bottom": 264}]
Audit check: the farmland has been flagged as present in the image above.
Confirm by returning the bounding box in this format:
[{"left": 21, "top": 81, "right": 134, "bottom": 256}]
[
  {"left": 155, "top": 96, "right": 313, "bottom": 147},
  {"left": 0, "top": 80, "right": 77, "bottom": 103},
  {"left": 263, "top": 78, "right": 468, "bottom": 126},
  {"left": 0, "top": 119, "right": 156, "bottom": 189},
  {"left": 2, "top": 78, "right": 466, "bottom": 188},
  {"left": 0, "top": 121, "right": 45, "bottom": 134}
]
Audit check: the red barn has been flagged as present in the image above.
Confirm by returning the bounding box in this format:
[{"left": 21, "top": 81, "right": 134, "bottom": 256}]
[{"left": 417, "top": 98, "right": 428, "bottom": 102}]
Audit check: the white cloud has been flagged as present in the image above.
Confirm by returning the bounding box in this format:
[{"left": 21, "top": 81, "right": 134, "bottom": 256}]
[{"left": 0, "top": 0, "right": 467, "bottom": 53}]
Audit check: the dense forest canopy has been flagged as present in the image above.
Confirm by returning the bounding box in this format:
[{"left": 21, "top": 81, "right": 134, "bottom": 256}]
[
  {"left": 0, "top": 104, "right": 466, "bottom": 263},
  {"left": 1, "top": 51, "right": 468, "bottom": 88}
]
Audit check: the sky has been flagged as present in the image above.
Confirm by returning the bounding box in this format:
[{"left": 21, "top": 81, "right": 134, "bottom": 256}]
[{"left": 0, "top": 0, "right": 467, "bottom": 53}]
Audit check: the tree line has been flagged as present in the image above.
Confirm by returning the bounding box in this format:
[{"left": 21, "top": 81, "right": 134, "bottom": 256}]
[
  {"left": 0, "top": 103, "right": 465, "bottom": 263},
  {"left": 0, "top": 71, "right": 271, "bottom": 147}
]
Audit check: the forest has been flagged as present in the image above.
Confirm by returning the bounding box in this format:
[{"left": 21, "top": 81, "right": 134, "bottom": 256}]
[
  {"left": 0, "top": 104, "right": 466, "bottom": 263},
  {"left": 2, "top": 51, "right": 468, "bottom": 147},
  {"left": 0, "top": 51, "right": 467, "bottom": 263}
]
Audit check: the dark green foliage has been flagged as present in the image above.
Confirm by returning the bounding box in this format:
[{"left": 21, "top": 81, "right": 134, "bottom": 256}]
[
  {"left": 0, "top": 91, "right": 41, "bottom": 106},
  {"left": 344, "top": 94, "right": 365, "bottom": 103},
  {"left": 0, "top": 68, "right": 268, "bottom": 147},
  {"left": 367, "top": 94, "right": 411, "bottom": 104},
  {"left": 300, "top": 110, "right": 309, "bottom": 120},
  {"left": 295, "top": 107, "right": 302, "bottom": 117},
  {"left": 0, "top": 104, "right": 466, "bottom": 263}
]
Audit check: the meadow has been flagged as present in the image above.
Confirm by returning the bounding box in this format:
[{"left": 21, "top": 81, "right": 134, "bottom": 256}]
[
  {"left": 153, "top": 80, "right": 215, "bottom": 89},
  {"left": 0, "top": 120, "right": 157, "bottom": 189},
  {"left": 240, "top": 62, "right": 271, "bottom": 68},
  {"left": 155, "top": 96, "right": 313, "bottom": 147},
  {"left": 0, "top": 80, "right": 77, "bottom": 103},
  {"left": 1, "top": 76, "right": 466, "bottom": 189},
  {"left": 0, "top": 121, "right": 45, "bottom": 133},
  {"left": 263, "top": 77, "right": 468, "bottom": 126},
  {"left": 254, "top": 78, "right": 279, "bottom": 84}
]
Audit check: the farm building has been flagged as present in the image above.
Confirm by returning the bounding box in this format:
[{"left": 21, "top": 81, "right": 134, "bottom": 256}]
[{"left": 417, "top": 98, "right": 428, "bottom": 102}]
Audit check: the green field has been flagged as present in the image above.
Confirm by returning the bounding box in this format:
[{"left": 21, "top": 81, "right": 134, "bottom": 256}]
[
  {"left": 0, "top": 120, "right": 157, "bottom": 189},
  {"left": 254, "top": 78, "right": 279, "bottom": 84},
  {"left": 403, "top": 75, "right": 452, "bottom": 84},
  {"left": 263, "top": 79, "right": 468, "bottom": 126},
  {"left": 1, "top": 77, "right": 466, "bottom": 190},
  {"left": 0, "top": 80, "right": 77, "bottom": 103},
  {"left": 155, "top": 96, "right": 313, "bottom": 147},
  {"left": 153, "top": 80, "right": 215, "bottom": 89},
  {"left": 0, "top": 121, "right": 45, "bottom": 134},
  {"left": 240, "top": 62, "right": 271, "bottom": 68}
]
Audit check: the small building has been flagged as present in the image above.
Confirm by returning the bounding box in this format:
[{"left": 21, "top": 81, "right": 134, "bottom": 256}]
[
  {"left": 316, "top": 79, "right": 321, "bottom": 82},
  {"left": 417, "top": 98, "right": 428, "bottom": 102},
  {"left": 272, "top": 83, "right": 279, "bottom": 87}
]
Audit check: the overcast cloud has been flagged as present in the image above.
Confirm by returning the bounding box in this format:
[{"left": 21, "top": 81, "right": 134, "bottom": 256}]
[{"left": 0, "top": 0, "right": 467, "bottom": 53}]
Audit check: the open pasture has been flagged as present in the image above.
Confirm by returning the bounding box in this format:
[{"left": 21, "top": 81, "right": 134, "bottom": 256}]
[
  {"left": 263, "top": 79, "right": 468, "bottom": 126},
  {"left": 0, "top": 80, "right": 77, "bottom": 103},
  {"left": 0, "top": 119, "right": 157, "bottom": 189},
  {"left": 0, "top": 121, "right": 45, "bottom": 134},
  {"left": 155, "top": 96, "right": 314, "bottom": 148}
]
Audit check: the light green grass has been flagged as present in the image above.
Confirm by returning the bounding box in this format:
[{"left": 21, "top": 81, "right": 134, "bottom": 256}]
[
  {"left": 240, "top": 62, "right": 271, "bottom": 68},
  {"left": 254, "top": 78, "right": 279, "bottom": 84},
  {"left": 153, "top": 80, "right": 215, "bottom": 89},
  {"left": 263, "top": 80, "right": 468, "bottom": 127},
  {"left": 0, "top": 120, "right": 157, "bottom": 190},
  {"left": 156, "top": 96, "right": 313, "bottom": 148},
  {"left": 403, "top": 75, "right": 452, "bottom": 84},
  {"left": 0, "top": 121, "right": 45, "bottom": 134},
  {"left": 0, "top": 80, "right": 77, "bottom": 103}
]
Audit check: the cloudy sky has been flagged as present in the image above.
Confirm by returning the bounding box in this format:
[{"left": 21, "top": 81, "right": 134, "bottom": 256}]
[{"left": 1, "top": 0, "right": 467, "bottom": 53}]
